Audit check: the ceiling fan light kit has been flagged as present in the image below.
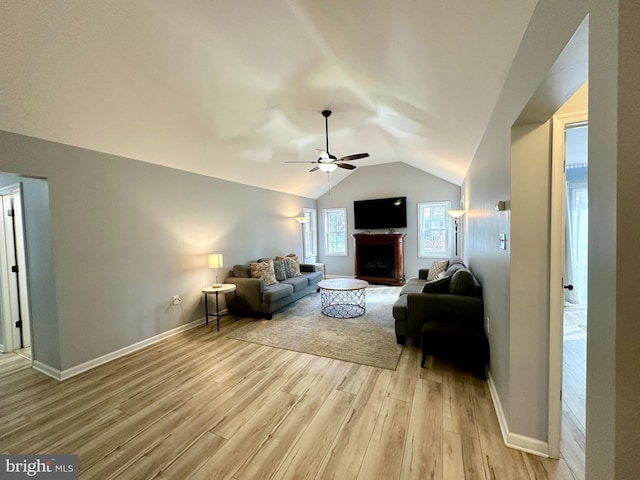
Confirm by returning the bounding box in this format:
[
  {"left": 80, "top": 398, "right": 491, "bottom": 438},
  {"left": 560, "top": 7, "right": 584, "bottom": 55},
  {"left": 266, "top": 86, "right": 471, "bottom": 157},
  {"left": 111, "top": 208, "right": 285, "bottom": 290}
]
[
  {"left": 318, "top": 163, "right": 338, "bottom": 173},
  {"left": 285, "top": 110, "right": 369, "bottom": 173}
]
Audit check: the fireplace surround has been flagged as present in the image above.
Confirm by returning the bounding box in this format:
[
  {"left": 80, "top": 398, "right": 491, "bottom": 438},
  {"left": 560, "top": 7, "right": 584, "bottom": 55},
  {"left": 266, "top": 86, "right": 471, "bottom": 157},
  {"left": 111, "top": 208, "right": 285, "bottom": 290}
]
[{"left": 353, "top": 233, "right": 406, "bottom": 285}]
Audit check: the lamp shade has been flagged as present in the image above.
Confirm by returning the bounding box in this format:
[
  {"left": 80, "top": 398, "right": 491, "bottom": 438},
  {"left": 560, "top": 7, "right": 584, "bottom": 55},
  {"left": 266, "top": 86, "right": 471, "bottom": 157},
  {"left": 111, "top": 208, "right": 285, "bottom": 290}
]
[
  {"left": 318, "top": 163, "right": 338, "bottom": 173},
  {"left": 208, "top": 254, "right": 223, "bottom": 269},
  {"left": 295, "top": 216, "right": 309, "bottom": 224},
  {"left": 447, "top": 209, "right": 466, "bottom": 219}
]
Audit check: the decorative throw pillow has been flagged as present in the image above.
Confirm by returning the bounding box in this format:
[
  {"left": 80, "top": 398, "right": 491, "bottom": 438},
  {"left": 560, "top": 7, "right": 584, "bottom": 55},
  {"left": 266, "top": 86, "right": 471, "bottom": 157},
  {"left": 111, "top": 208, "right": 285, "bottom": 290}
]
[
  {"left": 286, "top": 253, "right": 302, "bottom": 276},
  {"left": 276, "top": 256, "right": 294, "bottom": 277},
  {"left": 250, "top": 259, "right": 278, "bottom": 285},
  {"left": 427, "top": 259, "right": 448, "bottom": 281},
  {"left": 273, "top": 258, "right": 287, "bottom": 281}
]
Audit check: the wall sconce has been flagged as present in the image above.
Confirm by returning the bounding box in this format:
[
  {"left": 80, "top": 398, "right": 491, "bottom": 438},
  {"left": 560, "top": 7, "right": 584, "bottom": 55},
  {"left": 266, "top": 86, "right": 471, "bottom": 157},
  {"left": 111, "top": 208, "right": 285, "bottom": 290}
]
[{"left": 208, "top": 253, "right": 224, "bottom": 287}]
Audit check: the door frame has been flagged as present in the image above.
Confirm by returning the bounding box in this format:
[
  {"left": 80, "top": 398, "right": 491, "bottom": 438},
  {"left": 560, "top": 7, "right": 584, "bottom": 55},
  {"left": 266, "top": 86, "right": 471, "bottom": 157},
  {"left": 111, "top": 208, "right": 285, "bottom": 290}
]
[
  {"left": 548, "top": 110, "right": 588, "bottom": 458},
  {"left": 0, "top": 182, "right": 32, "bottom": 354}
]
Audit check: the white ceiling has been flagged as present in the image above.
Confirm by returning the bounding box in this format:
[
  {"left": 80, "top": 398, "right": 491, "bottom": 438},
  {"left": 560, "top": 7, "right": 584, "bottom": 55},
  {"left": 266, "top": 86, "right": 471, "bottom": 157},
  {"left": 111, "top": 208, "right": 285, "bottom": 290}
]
[{"left": 1, "top": 0, "right": 539, "bottom": 199}]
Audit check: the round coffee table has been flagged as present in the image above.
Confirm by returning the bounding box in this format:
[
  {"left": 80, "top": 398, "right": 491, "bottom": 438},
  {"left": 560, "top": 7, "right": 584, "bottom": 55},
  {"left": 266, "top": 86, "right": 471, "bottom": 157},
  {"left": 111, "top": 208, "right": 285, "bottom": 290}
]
[{"left": 317, "top": 278, "right": 369, "bottom": 318}]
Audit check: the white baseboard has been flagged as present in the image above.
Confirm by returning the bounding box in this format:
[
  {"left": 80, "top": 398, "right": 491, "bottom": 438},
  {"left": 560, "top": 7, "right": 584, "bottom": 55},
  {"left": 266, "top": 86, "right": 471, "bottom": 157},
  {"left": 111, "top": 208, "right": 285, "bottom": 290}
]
[
  {"left": 486, "top": 370, "right": 550, "bottom": 457},
  {"left": 32, "top": 360, "right": 63, "bottom": 380},
  {"left": 31, "top": 317, "right": 206, "bottom": 381}
]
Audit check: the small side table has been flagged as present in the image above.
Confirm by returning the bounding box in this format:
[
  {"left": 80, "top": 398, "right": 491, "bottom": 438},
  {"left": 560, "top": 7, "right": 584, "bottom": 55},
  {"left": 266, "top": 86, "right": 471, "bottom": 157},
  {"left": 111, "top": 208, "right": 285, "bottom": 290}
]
[{"left": 202, "top": 284, "right": 238, "bottom": 331}]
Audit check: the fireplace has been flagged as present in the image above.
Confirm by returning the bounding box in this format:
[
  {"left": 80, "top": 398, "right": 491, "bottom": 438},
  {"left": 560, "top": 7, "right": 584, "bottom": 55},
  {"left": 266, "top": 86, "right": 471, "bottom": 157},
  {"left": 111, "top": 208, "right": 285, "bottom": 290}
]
[
  {"left": 353, "top": 233, "right": 406, "bottom": 286},
  {"left": 359, "top": 245, "right": 395, "bottom": 278}
]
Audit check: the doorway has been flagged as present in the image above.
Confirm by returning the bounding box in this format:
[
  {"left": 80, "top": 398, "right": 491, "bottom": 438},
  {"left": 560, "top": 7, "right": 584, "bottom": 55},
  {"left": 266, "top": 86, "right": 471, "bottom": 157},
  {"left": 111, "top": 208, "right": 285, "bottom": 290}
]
[
  {"left": 548, "top": 112, "right": 587, "bottom": 476},
  {"left": 0, "top": 184, "right": 32, "bottom": 360},
  {"left": 561, "top": 121, "right": 588, "bottom": 473}
]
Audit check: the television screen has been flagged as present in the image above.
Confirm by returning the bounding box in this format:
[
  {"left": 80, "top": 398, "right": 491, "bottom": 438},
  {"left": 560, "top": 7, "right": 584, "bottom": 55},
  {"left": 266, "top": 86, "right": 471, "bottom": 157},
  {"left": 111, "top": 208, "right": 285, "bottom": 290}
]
[{"left": 354, "top": 196, "right": 407, "bottom": 230}]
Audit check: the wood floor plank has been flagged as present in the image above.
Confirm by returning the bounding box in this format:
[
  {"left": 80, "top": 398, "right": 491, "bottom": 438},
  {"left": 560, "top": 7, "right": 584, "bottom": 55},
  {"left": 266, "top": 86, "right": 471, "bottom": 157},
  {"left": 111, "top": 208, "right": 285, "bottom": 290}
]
[
  {"left": 187, "top": 390, "right": 299, "bottom": 480},
  {"left": 443, "top": 364, "right": 478, "bottom": 438},
  {"left": 231, "top": 396, "right": 309, "bottom": 480},
  {"left": 523, "top": 452, "right": 576, "bottom": 480},
  {"left": 234, "top": 360, "right": 356, "bottom": 480},
  {"left": 211, "top": 351, "right": 311, "bottom": 439},
  {"left": 155, "top": 431, "right": 227, "bottom": 479},
  {"left": 211, "top": 344, "right": 278, "bottom": 386},
  {"left": 443, "top": 430, "right": 465, "bottom": 480},
  {"left": 80, "top": 380, "right": 233, "bottom": 479},
  {"left": 271, "top": 388, "right": 355, "bottom": 480},
  {"left": 18, "top": 408, "right": 128, "bottom": 456},
  {"left": 357, "top": 396, "right": 411, "bottom": 480},
  {"left": 419, "top": 353, "right": 446, "bottom": 382},
  {"left": 0, "top": 353, "right": 31, "bottom": 377},
  {"left": 387, "top": 347, "right": 420, "bottom": 402},
  {"left": 280, "top": 355, "right": 332, "bottom": 395},
  {"left": 316, "top": 368, "right": 392, "bottom": 480},
  {"left": 559, "top": 408, "right": 585, "bottom": 480},
  {"left": 75, "top": 379, "right": 230, "bottom": 474},
  {"left": 473, "top": 395, "right": 531, "bottom": 479},
  {"left": 400, "top": 378, "right": 443, "bottom": 480},
  {"left": 335, "top": 363, "right": 375, "bottom": 395},
  {"left": 460, "top": 433, "right": 487, "bottom": 480}
]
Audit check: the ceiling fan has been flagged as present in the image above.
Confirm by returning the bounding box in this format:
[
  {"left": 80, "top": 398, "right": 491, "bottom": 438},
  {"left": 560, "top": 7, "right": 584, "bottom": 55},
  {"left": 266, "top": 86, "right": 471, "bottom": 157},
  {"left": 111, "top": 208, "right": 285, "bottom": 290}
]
[{"left": 285, "top": 110, "right": 369, "bottom": 172}]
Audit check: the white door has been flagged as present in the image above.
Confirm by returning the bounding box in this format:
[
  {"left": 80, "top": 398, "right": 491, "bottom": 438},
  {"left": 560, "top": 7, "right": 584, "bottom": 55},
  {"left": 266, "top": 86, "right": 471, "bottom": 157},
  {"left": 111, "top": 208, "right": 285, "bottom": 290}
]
[{"left": 0, "top": 186, "right": 32, "bottom": 353}]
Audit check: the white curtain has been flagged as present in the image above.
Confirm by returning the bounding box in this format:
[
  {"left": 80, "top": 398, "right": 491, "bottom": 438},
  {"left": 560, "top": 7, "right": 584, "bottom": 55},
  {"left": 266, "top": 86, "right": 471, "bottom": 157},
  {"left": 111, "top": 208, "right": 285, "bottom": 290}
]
[{"left": 565, "top": 182, "right": 588, "bottom": 306}]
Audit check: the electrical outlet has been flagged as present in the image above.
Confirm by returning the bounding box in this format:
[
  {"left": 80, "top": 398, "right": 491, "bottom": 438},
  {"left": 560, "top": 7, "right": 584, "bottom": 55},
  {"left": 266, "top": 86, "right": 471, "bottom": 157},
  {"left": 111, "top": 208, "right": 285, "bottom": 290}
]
[
  {"left": 172, "top": 295, "right": 182, "bottom": 305},
  {"left": 486, "top": 316, "right": 490, "bottom": 333}
]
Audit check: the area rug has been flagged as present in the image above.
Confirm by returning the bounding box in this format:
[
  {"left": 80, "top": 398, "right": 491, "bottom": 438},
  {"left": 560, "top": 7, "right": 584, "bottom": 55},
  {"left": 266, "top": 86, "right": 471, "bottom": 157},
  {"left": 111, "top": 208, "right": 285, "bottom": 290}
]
[{"left": 227, "top": 285, "right": 403, "bottom": 370}]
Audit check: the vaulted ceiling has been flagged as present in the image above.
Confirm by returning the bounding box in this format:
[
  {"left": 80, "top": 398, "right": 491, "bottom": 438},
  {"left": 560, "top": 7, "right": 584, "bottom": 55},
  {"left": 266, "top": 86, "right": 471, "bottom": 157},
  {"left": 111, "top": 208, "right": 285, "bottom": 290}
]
[{"left": 1, "top": 1, "right": 539, "bottom": 198}]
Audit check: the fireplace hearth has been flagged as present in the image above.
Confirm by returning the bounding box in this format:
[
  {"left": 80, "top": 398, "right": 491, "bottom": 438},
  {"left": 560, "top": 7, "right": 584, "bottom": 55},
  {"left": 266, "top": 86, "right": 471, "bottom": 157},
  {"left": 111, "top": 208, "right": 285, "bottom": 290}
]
[{"left": 353, "top": 233, "right": 406, "bottom": 286}]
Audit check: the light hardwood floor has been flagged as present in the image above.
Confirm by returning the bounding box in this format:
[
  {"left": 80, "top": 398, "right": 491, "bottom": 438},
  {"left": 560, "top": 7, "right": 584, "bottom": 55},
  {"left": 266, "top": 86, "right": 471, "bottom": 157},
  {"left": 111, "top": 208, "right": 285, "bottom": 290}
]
[
  {"left": 561, "top": 305, "right": 587, "bottom": 479},
  {"left": 1, "top": 314, "right": 581, "bottom": 479}
]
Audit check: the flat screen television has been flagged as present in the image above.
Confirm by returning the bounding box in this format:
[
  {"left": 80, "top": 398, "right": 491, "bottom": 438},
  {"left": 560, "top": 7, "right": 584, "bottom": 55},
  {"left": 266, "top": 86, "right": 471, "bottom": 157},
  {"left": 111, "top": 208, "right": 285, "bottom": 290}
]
[{"left": 354, "top": 196, "right": 407, "bottom": 230}]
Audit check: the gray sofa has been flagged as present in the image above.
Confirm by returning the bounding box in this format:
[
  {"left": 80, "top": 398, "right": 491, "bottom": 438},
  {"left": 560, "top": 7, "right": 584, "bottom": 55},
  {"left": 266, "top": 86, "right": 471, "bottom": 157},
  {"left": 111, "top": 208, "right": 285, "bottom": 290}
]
[
  {"left": 392, "top": 257, "right": 484, "bottom": 344},
  {"left": 224, "top": 259, "right": 323, "bottom": 319},
  {"left": 392, "top": 256, "right": 488, "bottom": 377}
]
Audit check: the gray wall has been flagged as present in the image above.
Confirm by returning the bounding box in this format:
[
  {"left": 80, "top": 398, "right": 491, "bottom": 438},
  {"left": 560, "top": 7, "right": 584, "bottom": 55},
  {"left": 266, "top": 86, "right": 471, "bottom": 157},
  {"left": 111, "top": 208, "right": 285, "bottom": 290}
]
[
  {"left": 509, "top": 121, "right": 552, "bottom": 441},
  {"left": 316, "top": 162, "right": 461, "bottom": 278},
  {"left": 464, "top": 0, "right": 640, "bottom": 477},
  {"left": 587, "top": 1, "right": 640, "bottom": 478},
  {"left": 0, "top": 130, "right": 315, "bottom": 371},
  {"left": 463, "top": 0, "right": 588, "bottom": 446}
]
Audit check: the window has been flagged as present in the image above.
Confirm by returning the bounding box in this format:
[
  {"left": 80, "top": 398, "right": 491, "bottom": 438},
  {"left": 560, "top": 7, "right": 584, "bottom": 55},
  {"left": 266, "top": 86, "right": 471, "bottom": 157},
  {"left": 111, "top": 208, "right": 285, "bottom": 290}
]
[
  {"left": 302, "top": 208, "right": 318, "bottom": 259},
  {"left": 418, "top": 201, "right": 452, "bottom": 258},
  {"left": 323, "top": 208, "right": 347, "bottom": 256}
]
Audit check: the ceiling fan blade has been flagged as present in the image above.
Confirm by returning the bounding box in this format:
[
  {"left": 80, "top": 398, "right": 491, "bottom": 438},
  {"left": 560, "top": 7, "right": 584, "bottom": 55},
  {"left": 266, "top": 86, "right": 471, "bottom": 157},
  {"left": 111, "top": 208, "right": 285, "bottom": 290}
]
[
  {"left": 338, "top": 153, "right": 369, "bottom": 162},
  {"left": 285, "top": 160, "right": 319, "bottom": 164},
  {"left": 309, "top": 166, "right": 320, "bottom": 172},
  {"left": 337, "top": 163, "right": 357, "bottom": 170}
]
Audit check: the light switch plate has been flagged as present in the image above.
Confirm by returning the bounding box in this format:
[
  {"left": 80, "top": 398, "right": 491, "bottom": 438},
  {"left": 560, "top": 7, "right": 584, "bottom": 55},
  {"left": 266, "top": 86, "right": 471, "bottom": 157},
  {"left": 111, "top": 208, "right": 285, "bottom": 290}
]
[{"left": 499, "top": 233, "right": 507, "bottom": 250}]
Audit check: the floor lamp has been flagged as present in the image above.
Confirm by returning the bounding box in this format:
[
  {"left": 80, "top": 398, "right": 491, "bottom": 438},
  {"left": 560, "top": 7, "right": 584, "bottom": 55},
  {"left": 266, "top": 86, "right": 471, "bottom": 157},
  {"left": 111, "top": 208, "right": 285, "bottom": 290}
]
[
  {"left": 447, "top": 210, "right": 466, "bottom": 256},
  {"left": 295, "top": 216, "right": 309, "bottom": 259}
]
